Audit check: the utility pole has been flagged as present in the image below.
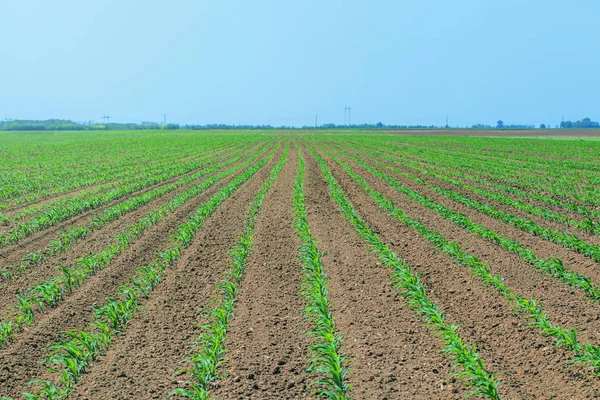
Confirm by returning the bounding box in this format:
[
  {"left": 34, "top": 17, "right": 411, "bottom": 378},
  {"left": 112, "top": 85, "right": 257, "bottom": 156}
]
[
  {"left": 446, "top": 114, "right": 449, "bottom": 128},
  {"left": 315, "top": 114, "right": 318, "bottom": 128},
  {"left": 164, "top": 113, "right": 167, "bottom": 127},
  {"left": 344, "top": 105, "right": 351, "bottom": 127}
]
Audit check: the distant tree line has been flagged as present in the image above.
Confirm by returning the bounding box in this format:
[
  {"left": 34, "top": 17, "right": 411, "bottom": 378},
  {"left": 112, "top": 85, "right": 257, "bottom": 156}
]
[
  {"left": 183, "top": 124, "right": 277, "bottom": 130},
  {"left": 313, "top": 123, "right": 439, "bottom": 129},
  {"left": 477, "top": 120, "right": 537, "bottom": 129},
  {"left": 0, "top": 119, "right": 85, "bottom": 131},
  {"left": 0, "top": 119, "right": 181, "bottom": 131},
  {"left": 1, "top": 118, "right": 599, "bottom": 131},
  {"left": 560, "top": 118, "right": 600, "bottom": 129}
]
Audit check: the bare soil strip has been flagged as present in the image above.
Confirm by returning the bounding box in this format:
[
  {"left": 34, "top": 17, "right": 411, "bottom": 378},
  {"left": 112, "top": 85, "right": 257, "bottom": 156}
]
[
  {"left": 301, "top": 144, "right": 463, "bottom": 400},
  {"left": 333, "top": 147, "right": 600, "bottom": 343},
  {"left": 0, "top": 150, "right": 212, "bottom": 220},
  {"left": 0, "top": 148, "right": 278, "bottom": 398},
  {"left": 353, "top": 148, "right": 600, "bottom": 289},
  {"left": 0, "top": 144, "right": 252, "bottom": 261},
  {"left": 212, "top": 141, "right": 313, "bottom": 399},
  {"left": 396, "top": 157, "right": 600, "bottom": 248},
  {"left": 316, "top": 146, "right": 600, "bottom": 399},
  {"left": 0, "top": 146, "right": 264, "bottom": 314},
  {"left": 364, "top": 143, "right": 599, "bottom": 224},
  {"left": 68, "top": 145, "right": 285, "bottom": 400}
]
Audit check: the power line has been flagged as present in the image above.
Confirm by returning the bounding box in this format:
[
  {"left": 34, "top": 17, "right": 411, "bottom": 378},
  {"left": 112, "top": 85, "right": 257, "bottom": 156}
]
[{"left": 344, "top": 105, "right": 351, "bottom": 126}]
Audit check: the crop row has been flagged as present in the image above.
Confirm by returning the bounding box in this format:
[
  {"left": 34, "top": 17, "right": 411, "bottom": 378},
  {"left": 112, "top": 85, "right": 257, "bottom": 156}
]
[
  {"left": 172, "top": 140, "right": 289, "bottom": 399},
  {"left": 385, "top": 137, "right": 600, "bottom": 190},
  {"left": 7, "top": 142, "right": 280, "bottom": 400},
  {"left": 320, "top": 143, "right": 600, "bottom": 377},
  {"left": 0, "top": 142, "right": 267, "bottom": 282},
  {"left": 352, "top": 138, "right": 600, "bottom": 206},
  {"left": 290, "top": 141, "right": 350, "bottom": 398},
  {"left": 337, "top": 142, "right": 600, "bottom": 269},
  {"left": 0, "top": 143, "right": 272, "bottom": 350},
  {"left": 397, "top": 155, "right": 600, "bottom": 225},
  {"left": 0, "top": 138, "right": 227, "bottom": 205},
  {"left": 0, "top": 140, "right": 238, "bottom": 224},
  {"left": 0, "top": 141, "right": 267, "bottom": 247},
  {"left": 327, "top": 144, "right": 600, "bottom": 302},
  {"left": 0, "top": 141, "right": 241, "bottom": 224},
  {"left": 307, "top": 143, "right": 501, "bottom": 399}
]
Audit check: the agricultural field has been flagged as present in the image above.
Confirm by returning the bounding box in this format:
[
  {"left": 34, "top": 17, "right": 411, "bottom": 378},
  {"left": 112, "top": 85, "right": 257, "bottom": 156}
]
[{"left": 2, "top": 130, "right": 600, "bottom": 399}]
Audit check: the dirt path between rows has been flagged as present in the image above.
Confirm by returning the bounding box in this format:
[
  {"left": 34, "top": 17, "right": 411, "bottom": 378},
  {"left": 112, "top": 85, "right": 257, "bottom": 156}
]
[
  {"left": 70, "top": 145, "right": 285, "bottom": 400},
  {"left": 0, "top": 147, "right": 215, "bottom": 219},
  {"left": 0, "top": 147, "right": 279, "bottom": 398},
  {"left": 316, "top": 146, "right": 600, "bottom": 399},
  {"left": 0, "top": 145, "right": 265, "bottom": 315},
  {"left": 304, "top": 144, "right": 464, "bottom": 400},
  {"left": 333, "top": 148, "right": 600, "bottom": 344},
  {"left": 0, "top": 144, "right": 251, "bottom": 265},
  {"left": 390, "top": 153, "right": 600, "bottom": 248},
  {"left": 213, "top": 141, "right": 313, "bottom": 399}
]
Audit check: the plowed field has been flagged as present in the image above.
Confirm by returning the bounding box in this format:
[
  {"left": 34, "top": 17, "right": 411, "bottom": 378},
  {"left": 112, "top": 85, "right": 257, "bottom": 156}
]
[{"left": 2, "top": 130, "right": 600, "bottom": 399}]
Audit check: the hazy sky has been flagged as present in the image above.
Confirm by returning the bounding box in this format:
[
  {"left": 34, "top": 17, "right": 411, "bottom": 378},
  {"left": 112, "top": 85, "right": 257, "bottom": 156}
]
[{"left": 1, "top": 1, "right": 599, "bottom": 127}]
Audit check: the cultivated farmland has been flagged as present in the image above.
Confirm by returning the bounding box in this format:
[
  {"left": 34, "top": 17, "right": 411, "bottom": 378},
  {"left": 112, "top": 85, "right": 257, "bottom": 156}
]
[{"left": 1, "top": 130, "right": 600, "bottom": 399}]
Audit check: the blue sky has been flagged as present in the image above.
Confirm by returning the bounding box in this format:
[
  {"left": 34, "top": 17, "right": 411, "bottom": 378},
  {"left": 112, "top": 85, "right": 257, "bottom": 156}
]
[{"left": 1, "top": 0, "right": 599, "bottom": 127}]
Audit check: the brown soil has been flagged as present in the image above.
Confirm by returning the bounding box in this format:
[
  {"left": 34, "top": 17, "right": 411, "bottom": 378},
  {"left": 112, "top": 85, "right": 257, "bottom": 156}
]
[
  {"left": 4, "top": 135, "right": 600, "bottom": 400},
  {"left": 0, "top": 147, "right": 262, "bottom": 323},
  {"left": 0, "top": 146, "right": 278, "bottom": 398},
  {"left": 331, "top": 148, "right": 600, "bottom": 345},
  {"left": 0, "top": 144, "right": 245, "bottom": 262},
  {"left": 68, "top": 144, "right": 284, "bottom": 400},
  {"left": 0, "top": 149, "right": 210, "bottom": 218},
  {"left": 302, "top": 144, "right": 464, "bottom": 400},
  {"left": 213, "top": 141, "right": 312, "bottom": 399},
  {"left": 314, "top": 145, "right": 600, "bottom": 398},
  {"left": 365, "top": 151, "right": 600, "bottom": 289},
  {"left": 0, "top": 143, "right": 262, "bottom": 295}
]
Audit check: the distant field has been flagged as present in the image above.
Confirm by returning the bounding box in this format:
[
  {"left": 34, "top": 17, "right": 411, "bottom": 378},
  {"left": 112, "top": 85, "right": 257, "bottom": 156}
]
[{"left": 2, "top": 130, "right": 600, "bottom": 399}]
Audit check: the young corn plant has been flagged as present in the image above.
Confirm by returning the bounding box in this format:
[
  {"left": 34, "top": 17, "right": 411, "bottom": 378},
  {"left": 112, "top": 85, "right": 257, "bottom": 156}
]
[
  {"left": 327, "top": 145, "right": 600, "bottom": 302},
  {"left": 21, "top": 143, "right": 281, "bottom": 400},
  {"left": 0, "top": 213, "right": 9, "bottom": 226},
  {"left": 308, "top": 144, "right": 501, "bottom": 399},
  {"left": 318, "top": 144, "right": 600, "bottom": 377},
  {"left": 0, "top": 143, "right": 261, "bottom": 282},
  {"left": 0, "top": 141, "right": 265, "bottom": 248},
  {"left": 291, "top": 143, "right": 350, "bottom": 399},
  {"left": 344, "top": 138, "right": 600, "bottom": 223},
  {"left": 0, "top": 145, "right": 274, "bottom": 351},
  {"left": 171, "top": 141, "right": 289, "bottom": 400},
  {"left": 350, "top": 143, "right": 600, "bottom": 262}
]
